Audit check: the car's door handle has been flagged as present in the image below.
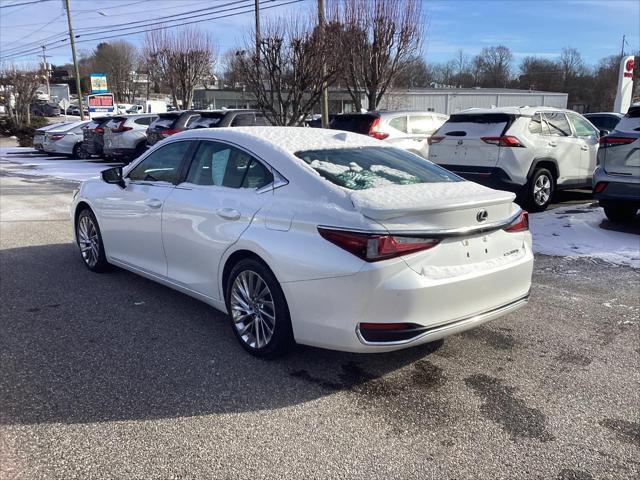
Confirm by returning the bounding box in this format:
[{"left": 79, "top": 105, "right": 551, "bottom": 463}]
[
  {"left": 145, "top": 199, "right": 163, "bottom": 209},
  {"left": 548, "top": 141, "right": 557, "bottom": 147},
  {"left": 581, "top": 145, "right": 589, "bottom": 151},
  {"left": 216, "top": 208, "right": 241, "bottom": 221}
]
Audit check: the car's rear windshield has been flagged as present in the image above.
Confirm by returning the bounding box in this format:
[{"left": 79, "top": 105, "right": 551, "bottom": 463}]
[
  {"left": 150, "top": 114, "right": 179, "bottom": 129},
  {"left": 295, "top": 147, "right": 461, "bottom": 190},
  {"left": 437, "top": 113, "right": 513, "bottom": 137},
  {"left": 189, "top": 113, "right": 224, "bottom": 128},
  {"left": 329, "top": 115, "right": 377, "bottom": 135}
]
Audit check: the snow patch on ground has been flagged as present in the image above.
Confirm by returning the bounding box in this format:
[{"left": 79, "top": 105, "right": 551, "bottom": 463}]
[
  {"left": 0, "top": 147, "right": 118, "bottom": 182},
  {"left": 530, "top": 204, "right": 640, "bottom": 268}
]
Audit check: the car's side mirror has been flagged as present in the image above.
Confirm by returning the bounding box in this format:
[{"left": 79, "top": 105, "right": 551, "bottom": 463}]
[
  {"left": 101, "top": 166, "right": 126, "bottom": 189},
  {"left": 599, "top": 129, "right": 610, "bottom": 137}
]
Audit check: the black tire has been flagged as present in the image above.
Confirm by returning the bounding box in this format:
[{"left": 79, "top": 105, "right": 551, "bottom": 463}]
[
  {"left": 73, "top": 143, "right": 90, "bottom": 159},
  {"left": 76, "top": 208, "right": 110, "bottom": 272},
  {"left": 225, "top": 258, "right": 294, "bottom": 358},
  {"left": 524, "top": 167, "right": 555, "bottom": 212},
  {"left": 603, "top": 204, "right": 638, "bottom": 223}
]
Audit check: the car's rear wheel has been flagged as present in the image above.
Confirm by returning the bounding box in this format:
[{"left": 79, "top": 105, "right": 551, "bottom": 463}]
[
  {"left": 603, "top": 204, "right": 638, "bottom": 223},
  {"left": 73, "top": 143, "right": 90, "bottom": 159},
  {"left": 226, "top": 258, "right": 293, "bottom": 358},
  {"left": 525, "top": 167, "right": 555, "bottom": 212},
  {"left": 76, "top": 209, "right": 110, "bottom": 272}
]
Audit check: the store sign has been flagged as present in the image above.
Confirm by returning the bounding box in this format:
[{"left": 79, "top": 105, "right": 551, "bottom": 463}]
[
  {"left": 614, "top": 56, "right": 635, "bottom": 113},
  {"left": 87, "top": 93, "right": 114, "bottom": 118},
  {"left": 90, "top": 74, "right": 108, "bottom": 94}
]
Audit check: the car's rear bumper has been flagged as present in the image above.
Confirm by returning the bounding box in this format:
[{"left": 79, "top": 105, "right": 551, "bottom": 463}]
[
  {"left": 438, "top": 165, "right": 524, "bottom": 193},
  {"left": 282, "top": 242, "right": 533, "bottom": 353},
  {"left": 593, "top": 166, "right": 640, "bottom": 204}
]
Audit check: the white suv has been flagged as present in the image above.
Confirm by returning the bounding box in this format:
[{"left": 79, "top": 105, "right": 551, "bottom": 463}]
[
  {"left": 428, "top": 107, "right": 599, "bottom": 211},
  {"left": 103, "top": 114, "right": 157, "bottom": 161}
]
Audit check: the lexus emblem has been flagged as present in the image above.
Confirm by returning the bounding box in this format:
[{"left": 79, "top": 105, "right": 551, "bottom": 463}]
[{"left": 476, "top": 210, "right": 488, "bottom": 222}]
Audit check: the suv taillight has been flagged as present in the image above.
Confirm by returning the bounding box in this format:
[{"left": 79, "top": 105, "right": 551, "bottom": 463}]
[
  {"left": 49, "top": 134, "right": 64, "bottom": 141},
  {"left": 318, "top": 227, "right": 440, "bottom": 262},
  {"left": 599, "top": 136, "right": 636, "bottom": 147},
  {"left": 368, "top": 118, "right": 389, "bottom": 140},
  {"left": 504, "top": 210, "right": 529, "bottom": 233},
  {"left": 111, "top": 121, "right": 132, "bottom": 133},
  {"left": 481, "top": 136, "right": 524, "bottom": 147},
  {"left": 160, "top": 128, "right": 179, "bottom": 137},
  {"left": 95, "top": 127, "right": 104, "bottom": 134}
]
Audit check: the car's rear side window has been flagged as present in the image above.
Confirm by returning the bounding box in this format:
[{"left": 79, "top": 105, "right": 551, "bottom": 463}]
[
  {"left": 295, "top": 147, "right": 460, "bottom": 190},
  {"left": 544, "top": 112, "right": 571, "bottom": 136}
]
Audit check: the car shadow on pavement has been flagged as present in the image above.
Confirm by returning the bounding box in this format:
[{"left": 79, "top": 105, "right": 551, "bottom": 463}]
[{"left": 0, "top": 243, "right": 441, "bottom": 426}]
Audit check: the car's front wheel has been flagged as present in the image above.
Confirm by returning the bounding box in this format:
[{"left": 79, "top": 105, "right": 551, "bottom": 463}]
[
  {"left": 226, "top": 258, "right": 293, "bottom": 358},
  {"left": 76, "top": 209, "right": 110, "bottom": 272},
  {"left": 525, "top": 167, "right": 555, "bottom": 212},
  {"left": 73, "top": 143, "right": 90, "bottom": 159},
  {"left": 603, "top": 204, "right": 638, "bottom": 223}
]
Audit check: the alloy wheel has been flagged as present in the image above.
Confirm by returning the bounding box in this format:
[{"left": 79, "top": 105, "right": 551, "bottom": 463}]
[
  {"left": 230, "top": 270, "right": 276, "bottom": 349},
  {"left": 77, "top": 215, "right": 99, "bottom": 268},
  {"left": 533, "top": 174, "right": 552, "bottom": 206}
]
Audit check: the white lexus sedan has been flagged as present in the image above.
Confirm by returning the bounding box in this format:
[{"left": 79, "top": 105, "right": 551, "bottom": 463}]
[{"left": 71, "top": 127, "right": 533, "bottom": 357}]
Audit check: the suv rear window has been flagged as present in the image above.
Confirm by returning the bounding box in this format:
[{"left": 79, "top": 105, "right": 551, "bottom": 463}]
[
  {"left": 189, "top": 113, "right": 225, "bottom": 129},
  {"left": 151, "top": 114, "right": 180, "bottom": 130},
  {"left": 295, "top": 147, "right": 460, "bottom": 190},
  {"left": 438, "top": 113, "right": 512, "bottom": 137},
  {"left": 329, "top": 115, "right": 377, "bottom": 135}
]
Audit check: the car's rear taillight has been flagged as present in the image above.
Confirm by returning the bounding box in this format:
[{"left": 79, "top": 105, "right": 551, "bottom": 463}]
[
  {"left": 599, "top": 136, "right": 636, "bottom": 147},
  {"left": 160, "top": 128, "right": 179, "bottom": 137},
  {"left": 49, "top": 134, "right": 64, "bottom": 141},
  {"left": 481, "top": 136, "right": 524, "bottom": 147},
  {"left": 368, "top": 118, "right": 389, "bottom": 140},
  {"left": 95, "top": 127, "right": 104, "bottom": 134},
  {"left": 593, "top": 182, "right": 608, "bottom": 193},
  {"left": 317, "top": 227, "right": 440, "bottom": 262},
  {"left": 428, "top": 135, "right": 444, "bottom": 145},
  {"left": 503, "top": 210, "right": 529, "bottom": 233},
  {"left": 112, "top": 121, "right": 132, "bottom": 133}
]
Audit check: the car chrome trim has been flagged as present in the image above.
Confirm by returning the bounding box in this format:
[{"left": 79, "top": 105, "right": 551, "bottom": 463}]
[
  {"left": 355, "top": 293, "right": 530, "bottom": 346},
  {"left": 319, "top": 209, "right": 523, "bottom": 239}
]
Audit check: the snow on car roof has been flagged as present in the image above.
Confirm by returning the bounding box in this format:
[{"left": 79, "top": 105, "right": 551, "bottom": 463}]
[
  {"left": 454, "top": 106, "right": 571, "bottom": 116},
  {"left": 178, "top": 126, "right": 383, "bottom": 154}
]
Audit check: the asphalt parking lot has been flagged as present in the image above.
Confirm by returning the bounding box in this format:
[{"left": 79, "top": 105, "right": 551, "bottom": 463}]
[{"left": 1, "top": 161, "right": 639, "bottom": 479}]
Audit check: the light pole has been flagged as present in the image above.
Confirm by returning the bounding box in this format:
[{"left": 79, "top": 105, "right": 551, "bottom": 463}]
[
  {"left": 64, "top": 0, "right": 84, "bottom": 120},
  {"left": 318, "top": 0, "right": 329, "bottom": 128}
]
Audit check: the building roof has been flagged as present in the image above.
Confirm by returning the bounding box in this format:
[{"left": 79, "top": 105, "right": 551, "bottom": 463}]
[{"left": 392, "top": 88, "right": 567, "bottom": 95}]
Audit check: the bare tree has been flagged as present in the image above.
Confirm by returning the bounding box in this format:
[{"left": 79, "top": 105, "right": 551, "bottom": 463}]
[
  {"left": 0, "top": 65, "right": 40, "bottom": 126},
  {"left": 475, "top": 45, "right": 513, "bottom": 87},
  {"left": 91, "top": 41, "right": 137, "bottom": 102},
  {"left": 330, "top": 0, "right": 422, "bottom": 111},
  {"left": 145, "top": 26, "right": 215, "bottom": 109},
  {"left": 235, "top": 16, "right": 340, "bottom": 125},
  {"left": 559, "top": 47, "right": 586, "bottom": 82},
  {"left": 221, "top": 49, "right": 245, "bottom": 89}
]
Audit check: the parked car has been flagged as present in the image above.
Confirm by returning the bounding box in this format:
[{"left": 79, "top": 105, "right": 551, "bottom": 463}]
[
  {"left": 31, "top": 102, "right": 61, "bottom": 117},
  {"left": 126, "top": 105, "right": 144, "bottom": 114},
  {"left": 146, "top": 110, "right": 205, "bottom": 147},
  {"left": 428, "top": 107, "right": 600, "bottom": 211},
  {"left": 33, "top": 122, "right": 70, "bottom": 151},
  {"left": 65, "top": 105, "right": 87, "bottom": 116},
  {"left": 42, "top": 120, "right": 90, "bottom": 157},
  {"left": 82, "top": 116, "right": 113, "bottom": 157},
  {"left": 584, "top": 112, "right": 623, "bottom": 135},
  {"left": 329, "top": 111, "right": 449, "bottom": 158},
  {"left": 186, "top": 109, "right": 270, "bottom": 129},
  {"left": 102, "top": 114, "right": 157, "bottom": 161},
  {"left": 593, "top": 105, "right": 640, "bottom": 222},
  {"left": 71, "top": 127, "right": 533, "bottom": 357}
]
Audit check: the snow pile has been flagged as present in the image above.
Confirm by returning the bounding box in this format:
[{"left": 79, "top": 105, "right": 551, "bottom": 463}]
[
  {"left": 530, "top": 204, "right": 640, "bottom": 268},
  {"left": 0, "top": 147, "right": 117, "bottom": 182}
]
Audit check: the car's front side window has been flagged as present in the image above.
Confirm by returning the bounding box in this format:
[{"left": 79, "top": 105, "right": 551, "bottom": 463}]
[
  {"left": 128, "top": 141, "right": 191, "bottom": 184},
  {"left": 568, "top": 114, "right": 597, "bottom": 137},
  {"left": 185, "top": 141, "right": 273, "bottom": 189}
]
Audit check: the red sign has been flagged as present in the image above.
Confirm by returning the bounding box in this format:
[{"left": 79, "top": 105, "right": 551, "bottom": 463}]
[
  {"left": 625, "top": 58, "right": 634, "bottom": 72},
  {"left": 88, "top": 95, "right": 114, "bottom": 107}
]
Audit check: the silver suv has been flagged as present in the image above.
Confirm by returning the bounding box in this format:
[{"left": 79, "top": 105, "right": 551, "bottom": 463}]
[
  {"left": 593, "top": 105, "right": 640, "bottom": 222},
  {"left": 330, "top": 111, "right": 448, "bottom": 158},
  {"left": 428, "top": 107, "right": 599, "bottom": 211},
  {"left": 103, "top": 114, "right": 157, "bottom": 161}
]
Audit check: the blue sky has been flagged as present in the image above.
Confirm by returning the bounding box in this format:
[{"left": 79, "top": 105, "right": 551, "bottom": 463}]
[{"left": 0, "top": 0, "right": 638, "bottom": 69}]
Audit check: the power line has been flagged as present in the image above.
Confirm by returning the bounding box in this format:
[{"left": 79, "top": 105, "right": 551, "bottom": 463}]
[
  {"left": 0, "top": 0, "right": 53, "bottom": 9},
  {"left": 0, "top": 0, "right": 305, "bottom": 61}
]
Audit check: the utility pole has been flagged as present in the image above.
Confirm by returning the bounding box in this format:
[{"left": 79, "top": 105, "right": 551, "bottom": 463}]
[
  {"left": 255, "top": 0, "right": 260, "bottom": 61},
  {"left": 620, "top": 34, "right": 626, "bottom": 57},
  {"left": 64, "top": 0, "right": 84, "bottom": 120},
  {"left": 40, "top": 45, "right": 51, "bottom": 98},
  {"left": 318, "top": 0, "right": 329, "bottom": 128}
]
